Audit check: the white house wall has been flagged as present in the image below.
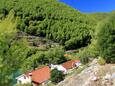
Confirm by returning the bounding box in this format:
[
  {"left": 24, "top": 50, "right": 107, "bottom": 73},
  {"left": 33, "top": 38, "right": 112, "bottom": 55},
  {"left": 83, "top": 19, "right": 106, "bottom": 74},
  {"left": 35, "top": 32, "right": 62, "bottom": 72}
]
[{"left": 16, "top": 74, "right": 31, "bottom": 84}]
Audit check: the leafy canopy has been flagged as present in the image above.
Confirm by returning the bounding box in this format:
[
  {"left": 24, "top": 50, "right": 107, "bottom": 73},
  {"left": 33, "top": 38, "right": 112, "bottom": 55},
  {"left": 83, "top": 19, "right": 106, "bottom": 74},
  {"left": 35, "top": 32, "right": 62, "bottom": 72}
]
[{"left": 96, "top": 12, "right": 115, "bottom": 63}]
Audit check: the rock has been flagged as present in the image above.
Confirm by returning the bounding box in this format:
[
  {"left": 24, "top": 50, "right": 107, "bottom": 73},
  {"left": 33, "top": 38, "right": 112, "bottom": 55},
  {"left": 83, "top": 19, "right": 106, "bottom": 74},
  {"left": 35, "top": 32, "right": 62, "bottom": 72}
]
[
  {"left": 111, "top": 73, "right": 115, "bottom": 79},
  {"left": 89, "top": 59, "right": 98, "bottom": 66},
  {"left": 91, "top": 76, "right": 98, "bottom": 81},
  {"left": 56, "top": 59, "right": 115, "bottom": 86},
  {"left": 111, "top": 66, "right": 115, "bottom": 71},
  {"left": 104, "top": 73, "right": 111, "bottom": 80},
  {"left": 83, "top": 81, "right": 90, "bottom": 86}
]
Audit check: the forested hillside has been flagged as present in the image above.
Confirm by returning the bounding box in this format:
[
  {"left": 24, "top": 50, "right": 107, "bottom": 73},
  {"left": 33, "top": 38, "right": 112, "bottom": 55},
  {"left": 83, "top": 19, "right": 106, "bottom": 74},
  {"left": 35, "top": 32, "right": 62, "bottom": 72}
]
[
  {"left": 0, "top": 0, "right": 95, "bottom": 50},
  {"left": 87, "top": 12, "right": 109, "bottom": 21},
  {"left": 0, "top": 0, "right": 115, "bottom": 86},
  {"left": 0, "top": 11, "right": 66, "bottom": 85}
]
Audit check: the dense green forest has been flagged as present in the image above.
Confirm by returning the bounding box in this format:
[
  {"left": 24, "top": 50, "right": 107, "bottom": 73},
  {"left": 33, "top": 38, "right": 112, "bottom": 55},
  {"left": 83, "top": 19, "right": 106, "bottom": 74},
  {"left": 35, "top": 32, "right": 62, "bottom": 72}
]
[
  {"left": 0, "top": 0, "right": 115, "bottom": 86},
  {"left": 0, "top": 0, "right": 96, "bottom": 50}
]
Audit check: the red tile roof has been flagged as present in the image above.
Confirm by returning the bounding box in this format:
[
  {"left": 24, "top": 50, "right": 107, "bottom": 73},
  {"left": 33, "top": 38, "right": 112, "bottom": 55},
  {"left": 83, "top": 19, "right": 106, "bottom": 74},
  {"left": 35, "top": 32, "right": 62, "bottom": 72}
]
[
  {"left": 62, "top": 60, "right": 80, "bottom": 70},
  {"left": 30, "top": 66, "right": 50, "bottom": 84}
]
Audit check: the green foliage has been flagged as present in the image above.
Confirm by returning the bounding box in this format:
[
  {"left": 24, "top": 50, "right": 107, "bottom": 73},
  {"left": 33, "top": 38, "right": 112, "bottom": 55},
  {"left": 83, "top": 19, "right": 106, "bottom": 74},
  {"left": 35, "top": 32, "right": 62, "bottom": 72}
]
[
  {"left": 51, "top": 69, "right": 65, "bottom": 84},
  {"left": 87, "top": 12, "right": 109, "bottom": 22},
  {"left": 79, "top": 42, "right": 99, "bottom": 59},
  {"left": 0, "top": 12, "right": 31, "bottom": 86},
  {"left": 80, "top": 56, "right": 89, "bottom": 64},
  {"left": 98, "top": 57, "right": 106, "bottom": 65},
  {"left": 0, "top": 0, "right": 95, "bottom": 50},
  {"left": 1, "top": 0, "right": 114, "bottom": 86},
  {"left": 0, "top": 39, "right": 30, "bottom": 86},
  {"left": 0, "top": 0, "right": 94, "bottom": 84},
  {"left": 45, "top": 46, "right": 67, "bottom": 64},
  {"left": 0, "top": 10, "right": 16, "bottom": 35},
  {"left": 0, "top": 12, "right": 16, "bottom": 86},
  {"left": 96, "top": 12, "right": 115, "bottom": 63},
  {"left": 21, "top": 46, "right": 67, "bottom": 72}
]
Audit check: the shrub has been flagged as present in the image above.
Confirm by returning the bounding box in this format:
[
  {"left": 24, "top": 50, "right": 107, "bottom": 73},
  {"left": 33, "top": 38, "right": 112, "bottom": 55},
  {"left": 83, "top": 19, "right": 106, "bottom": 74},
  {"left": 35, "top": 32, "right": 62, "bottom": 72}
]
[
  {"left": 98, "top": 56, "right": 106, "bottom": 65},
  {"left": 51, "top": 69, "right": 65, "bottom": 84},
  {"left": 80, "top": 56, "right": 89, "bottom": 64}
]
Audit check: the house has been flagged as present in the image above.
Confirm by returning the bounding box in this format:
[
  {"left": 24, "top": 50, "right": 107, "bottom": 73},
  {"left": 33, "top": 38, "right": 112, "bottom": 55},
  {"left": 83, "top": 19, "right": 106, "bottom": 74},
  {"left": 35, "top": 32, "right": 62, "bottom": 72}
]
[
  {"left": 50, "top": 60, "right": 81, "bottom": 74},
  {"left": 50, "top": 64, "right": 67, "bottom": 74},
  {"left": 62, "top": 60, "right": 80, "bottom": 73},
  {"left": 30, "top": 66, "right": 50, "bottom": 86},
  {"left": 16, "top": 66, "right": 50, "bottom": 86},
  {"left": 16, "top": 74, "right": 31, "bottom": 84},
  {"left": 16, "top": 60, "right": 81, "bottom": 85}
]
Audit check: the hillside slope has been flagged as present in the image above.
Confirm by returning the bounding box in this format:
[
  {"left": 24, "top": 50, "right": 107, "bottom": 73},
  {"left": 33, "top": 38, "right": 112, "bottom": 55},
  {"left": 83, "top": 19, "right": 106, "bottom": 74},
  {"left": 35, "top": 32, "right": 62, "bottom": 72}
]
[
  {"left": 0, "top": 0, "right": 96, "bottom": 50},
  {"left": 0, "top": 0, "right": 114, "bottom": 86},
  {"left": 57, "top": 59, "right": 115, "bottom": 86}
]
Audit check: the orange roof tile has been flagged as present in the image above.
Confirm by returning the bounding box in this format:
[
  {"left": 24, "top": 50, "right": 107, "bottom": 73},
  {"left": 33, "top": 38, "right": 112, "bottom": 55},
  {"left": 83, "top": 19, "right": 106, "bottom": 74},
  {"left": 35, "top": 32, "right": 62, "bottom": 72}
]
[
  {"left": 62, "top": 60, "right": 80, "bottom": 70},
  {"left": 31, "top": 66, "right": 50, "bottom": 84}
]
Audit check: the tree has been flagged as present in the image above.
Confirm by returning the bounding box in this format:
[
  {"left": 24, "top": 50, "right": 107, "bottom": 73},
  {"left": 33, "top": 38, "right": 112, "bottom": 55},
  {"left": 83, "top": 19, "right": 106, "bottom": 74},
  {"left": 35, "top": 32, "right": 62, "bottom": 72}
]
[
  {"left": 0, "top": 0, "right": 95, "bottom": 50},
  {"left": 51, "top": 69, "right": 65, "bottom": 84},
  {"left": 20, "top": 46, "right": 67, "bottom": 72},
  {"left": 0, "top": 39, "right": 30, "bottom": 86},
  {"left": 80, "top": 56, "right": 89, "bottom": 64},
  {"left": 96, "top": 13, "right": 115, "bottom": 63},
  {"left": 46, "top": 46, "right": 67, "bottom": 64},
  {"left": 0, "top": 11, "right": 30, "bottom": 86}
]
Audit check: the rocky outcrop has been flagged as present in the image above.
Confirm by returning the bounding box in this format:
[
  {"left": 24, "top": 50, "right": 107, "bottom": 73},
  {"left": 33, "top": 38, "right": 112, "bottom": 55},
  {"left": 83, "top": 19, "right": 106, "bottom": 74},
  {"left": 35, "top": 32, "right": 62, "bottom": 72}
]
[{"left": 57, "top": 59, "right": 115, "bottom": 86}]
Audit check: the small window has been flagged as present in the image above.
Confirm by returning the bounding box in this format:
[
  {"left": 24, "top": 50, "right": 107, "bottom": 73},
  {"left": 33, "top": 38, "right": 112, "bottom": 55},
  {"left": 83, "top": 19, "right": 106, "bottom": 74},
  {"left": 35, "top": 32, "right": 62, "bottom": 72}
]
[{"left": 24, "top": 76, "right": 26, "bottom": 79}]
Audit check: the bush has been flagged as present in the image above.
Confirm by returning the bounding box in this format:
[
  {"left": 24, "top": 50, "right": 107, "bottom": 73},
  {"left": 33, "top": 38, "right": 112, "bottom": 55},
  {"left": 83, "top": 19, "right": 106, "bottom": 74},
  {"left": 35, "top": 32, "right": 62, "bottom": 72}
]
[
  {"left": 51, "top": 69, "right": 65, "bottom": 84},
  {"left": 98, "top": 57, "right": 106, "bottom": 65},
  {"left": 80, "top": 56, "right": 89, "bottom": 64}
]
